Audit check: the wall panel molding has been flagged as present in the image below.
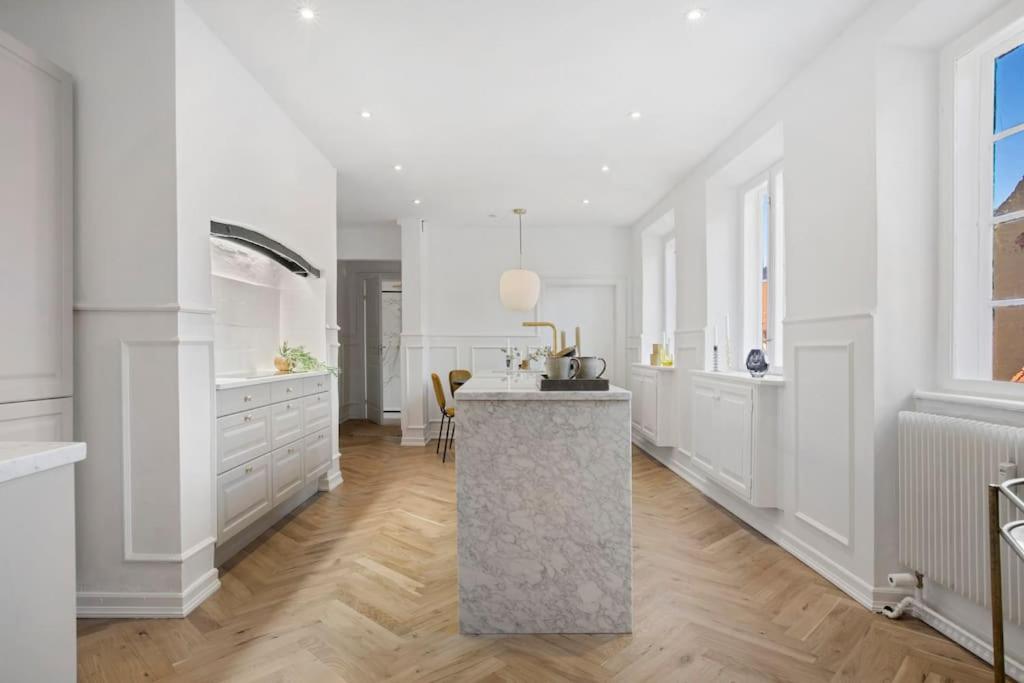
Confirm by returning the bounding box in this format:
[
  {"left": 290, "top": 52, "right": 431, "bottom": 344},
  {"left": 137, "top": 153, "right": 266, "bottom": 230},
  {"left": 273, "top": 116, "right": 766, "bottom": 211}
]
[{"left": 792, "top": 341, "right": 855, "bottom": 548}]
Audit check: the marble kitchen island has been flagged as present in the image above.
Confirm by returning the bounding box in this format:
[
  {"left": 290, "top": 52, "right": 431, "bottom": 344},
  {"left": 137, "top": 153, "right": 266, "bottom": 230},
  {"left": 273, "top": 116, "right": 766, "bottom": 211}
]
[{"left": 455, "top": 374, "right": 632, "bottom": 634}]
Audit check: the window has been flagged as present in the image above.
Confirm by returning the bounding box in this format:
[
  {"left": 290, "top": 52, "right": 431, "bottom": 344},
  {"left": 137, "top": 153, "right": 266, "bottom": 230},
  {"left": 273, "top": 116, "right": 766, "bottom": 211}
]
[
  {"left": 664, "top": 237, "right": 677, "bottom": 352},
  {"left": 741, "top": 165, "right": 785, "bottom": 369},
  {"left": 954, "top": 27, "right": 1024, "bottom": 382}
]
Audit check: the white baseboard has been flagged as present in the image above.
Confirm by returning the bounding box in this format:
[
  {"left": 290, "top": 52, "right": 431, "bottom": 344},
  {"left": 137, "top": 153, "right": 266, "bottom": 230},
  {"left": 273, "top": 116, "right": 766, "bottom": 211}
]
[
  {"left": 401, "top": 424, "right": 429, "bottom": 447},
  {"left": 909, "top": 599, "right": 1024, "bottom": 680},
  {"left": 77, "top": 568, "right": 220, "bottom": 619},
  {"left": 319, "top": 461, "right": 343, "bottom": 492}
]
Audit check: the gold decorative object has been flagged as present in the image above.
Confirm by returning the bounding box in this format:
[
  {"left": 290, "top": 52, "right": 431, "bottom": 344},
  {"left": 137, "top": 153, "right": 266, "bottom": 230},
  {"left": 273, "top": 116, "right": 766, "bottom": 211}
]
[{"left": 274, "top": 356, "right": 292, "bottom": 373}]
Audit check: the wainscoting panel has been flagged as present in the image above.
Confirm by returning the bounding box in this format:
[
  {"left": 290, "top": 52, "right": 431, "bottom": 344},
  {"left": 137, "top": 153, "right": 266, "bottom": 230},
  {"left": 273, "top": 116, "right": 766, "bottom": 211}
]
[{"left": 793, "top": 342, "right": 854, "bottom": 547}]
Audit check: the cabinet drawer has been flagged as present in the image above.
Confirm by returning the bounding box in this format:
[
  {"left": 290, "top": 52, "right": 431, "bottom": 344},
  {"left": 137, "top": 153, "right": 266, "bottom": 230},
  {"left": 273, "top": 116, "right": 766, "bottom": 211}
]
[
  {"left": 303, "top": 393, "right": 331, "bottom": 433},
  {"left": 217, "top": 454, "right": 271, "bottom": 543},
  {"left": 304, "top": 374, "right": 329, "bottom": 396},
  {"left": 270, "top": 399, "right": 303, "bottom": 450},
  {"left": 217, "top": 407, "right": 271, "bottom": 474},
  {"left": 303, "top": 429, "right": 332, "bottom": 483},
  {"left": 271, "top": 378, "right": 305, "bottom": 404},
  {"left": 271, "top": 442, "right": 304, "bottom": 506},
  {"left": 217, "top": 383, "right": 271, "bottom": 417}
]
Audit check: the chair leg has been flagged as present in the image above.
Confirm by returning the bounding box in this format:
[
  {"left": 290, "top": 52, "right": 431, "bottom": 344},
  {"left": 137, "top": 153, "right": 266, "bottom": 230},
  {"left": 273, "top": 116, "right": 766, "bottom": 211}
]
[
  {"left": 443, "top": 417, "right": 453, "bottom": 463},
  {"left": 436, "top": 414, "right": 446, "bottom": 454}
]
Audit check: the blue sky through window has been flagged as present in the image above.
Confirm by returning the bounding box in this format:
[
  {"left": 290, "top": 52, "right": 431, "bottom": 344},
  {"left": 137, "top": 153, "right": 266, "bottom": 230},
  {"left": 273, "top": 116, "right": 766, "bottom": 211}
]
[{"left": 995, "top": 44, "right": 1024, "bottom": 211}]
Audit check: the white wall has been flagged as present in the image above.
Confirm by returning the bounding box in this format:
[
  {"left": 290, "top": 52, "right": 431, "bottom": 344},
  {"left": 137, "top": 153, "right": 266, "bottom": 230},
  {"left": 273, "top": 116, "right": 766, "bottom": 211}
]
[
  {"left": 626, "top": 0, "right": 1024, "bottom": 672},
  {"left": 0, "top": 0, "right": 340, "bottom": 617},
  {"left": 339, "top": 223, "right": 402, "bottom": 261},
  {"left": 399, "top": 221, "right": 630, "bottom": 444}
]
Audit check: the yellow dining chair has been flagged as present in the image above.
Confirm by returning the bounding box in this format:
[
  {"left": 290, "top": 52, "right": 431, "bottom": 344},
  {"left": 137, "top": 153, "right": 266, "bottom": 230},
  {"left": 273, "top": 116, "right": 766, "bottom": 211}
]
[
  {"left": 431, "top": 373, "right": 455, "bottom": 462},
  {"left": 449, "top": 369, "right": 472, "bottom": 397}
]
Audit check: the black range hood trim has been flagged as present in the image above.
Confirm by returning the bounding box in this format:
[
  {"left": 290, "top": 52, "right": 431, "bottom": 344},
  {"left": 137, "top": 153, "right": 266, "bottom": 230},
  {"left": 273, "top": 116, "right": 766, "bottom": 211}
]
[{"left": 210, "top": 221, "right": 321, "bottom": 278}]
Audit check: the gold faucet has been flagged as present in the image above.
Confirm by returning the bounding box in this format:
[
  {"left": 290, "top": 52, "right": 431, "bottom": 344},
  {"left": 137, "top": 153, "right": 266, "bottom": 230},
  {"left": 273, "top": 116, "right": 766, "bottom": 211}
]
[{"left": 523, "top": 321, "right": 559, "bottom": 351}]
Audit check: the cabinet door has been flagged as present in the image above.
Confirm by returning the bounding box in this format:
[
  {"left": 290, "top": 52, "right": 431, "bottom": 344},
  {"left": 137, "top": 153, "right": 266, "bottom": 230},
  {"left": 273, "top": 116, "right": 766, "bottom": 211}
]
[
  {"left": 270, "top": 400, "right": 303, "bottom": 450},
  {"left": 715, "top": 385, "right": 753, "bottom": 499},
  {"left": 691, "top": 383, "right": 717, "bottom": 474},
  {"left": 630, "top": 372, "right": 644, "bottom": 432},
  {"left": 0, "top": 35, "right": 73, "bottom": 404},
  {"left": 0, "top": 397, "right": 72, "bottom": 441},
  {"left": 217, "top": 407, "right": 271, "bottom": 474},
  {"left": 641, "top": 374, "right": 658, "bottom": 439},
  {"left": 303, "top": 393, "right": 331, "bottom": 433},
  {"left": 271, "top": 442, "right": 304, "bottom": 506},
  {"left": 303, "top": 429, "right": 332, "bottom": 483},
  {"left": 217, "top": 454, "right": 271, "bottom": 543}
]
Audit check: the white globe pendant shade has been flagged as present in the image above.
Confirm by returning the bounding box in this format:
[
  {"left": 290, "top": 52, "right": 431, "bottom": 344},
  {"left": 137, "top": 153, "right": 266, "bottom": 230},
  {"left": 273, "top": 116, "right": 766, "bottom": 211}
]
[{"left": 499, "top": 268, "right": 541, "bottom": 311}]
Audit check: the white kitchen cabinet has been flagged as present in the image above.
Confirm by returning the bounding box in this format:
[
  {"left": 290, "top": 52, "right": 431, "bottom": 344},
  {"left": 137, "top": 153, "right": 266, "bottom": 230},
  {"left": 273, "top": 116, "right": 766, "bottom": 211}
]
[
  {"left": 271, "top": 442, "right": 304, "bottom": 506},
  {"left": 214, "top": 371, "right": 332, "bottom": 545},
  {"left": 630, "top": 364, "right": 676, "bottom": 448},
  {"left": 303, "top": 429, "right": 332, "bottom": 483},
  {"left": 270, "top": 400, "right": 303, "bottom": 450},
  {"left": 0, "top": 397, "right": 72, "bottom": 441},
  {"left": 216, "top": 406, "right": 271, "bottom": 474},
  {"left": 217, "top": 454, "right": 272, "bottom": 543},
  {"left": 690, "top": 371, "right": 782, "bottom": 508},
  {"left": 0, "top": 30, "right": 73, "bottom": 405}
]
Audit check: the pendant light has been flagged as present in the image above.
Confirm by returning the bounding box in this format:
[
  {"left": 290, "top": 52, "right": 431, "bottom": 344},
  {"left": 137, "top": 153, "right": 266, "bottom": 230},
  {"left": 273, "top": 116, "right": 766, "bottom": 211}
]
[{"left": 499, "top": 208, "right": 541, "bottom": 311}]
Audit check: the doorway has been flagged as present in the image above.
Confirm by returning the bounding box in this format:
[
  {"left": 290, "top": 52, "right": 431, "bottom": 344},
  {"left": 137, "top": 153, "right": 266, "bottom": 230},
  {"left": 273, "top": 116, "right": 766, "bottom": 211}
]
[{"left": 337, "top": 260, "right": 401, "bottom": 425}]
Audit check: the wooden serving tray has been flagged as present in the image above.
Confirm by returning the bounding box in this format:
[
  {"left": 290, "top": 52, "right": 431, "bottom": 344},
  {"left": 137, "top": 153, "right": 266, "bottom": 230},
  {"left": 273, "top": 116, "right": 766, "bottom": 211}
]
[{"left": 540, "top": 378, "right": 610, "bottom": 391}]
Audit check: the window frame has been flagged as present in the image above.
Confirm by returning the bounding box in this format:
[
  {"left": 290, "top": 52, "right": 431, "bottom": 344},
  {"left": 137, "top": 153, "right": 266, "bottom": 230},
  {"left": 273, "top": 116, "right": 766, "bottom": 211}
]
[
  {"left": 739, "top": 162, "right": 784, "bottom": 371},
  {"left": 948, "top": 15, "right": 1024, "bottom": 389}
]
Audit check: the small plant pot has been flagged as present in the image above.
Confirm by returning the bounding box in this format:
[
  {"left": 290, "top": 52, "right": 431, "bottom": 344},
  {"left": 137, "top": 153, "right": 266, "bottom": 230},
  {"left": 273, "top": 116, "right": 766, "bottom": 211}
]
[{"left": 274, "top": 356, "right": 293, "bottom": 373}]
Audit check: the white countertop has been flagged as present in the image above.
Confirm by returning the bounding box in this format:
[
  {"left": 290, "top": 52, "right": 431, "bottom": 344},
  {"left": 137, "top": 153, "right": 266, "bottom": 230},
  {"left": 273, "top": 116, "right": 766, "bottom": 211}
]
[
  {"left": 456, "top": 374, "right": 630, "bottom": 401},
  {"left": 215, "top": 369, "right": 328, "bottom": 390},
  {"left": 631, "top": 363, "right": 677, "bottom": 372},
  {"left": 0, "top": 441, "right": 86, "bottom": 485},
  {"left": 690, "top": 369, "right": 785, "bottom": 386}
]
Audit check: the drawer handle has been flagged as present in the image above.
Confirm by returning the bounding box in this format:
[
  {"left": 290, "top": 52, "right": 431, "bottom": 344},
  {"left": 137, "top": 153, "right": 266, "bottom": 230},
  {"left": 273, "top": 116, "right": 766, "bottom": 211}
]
[
  {"left": 244, "top": 414, "right": 253, "bottom": 422},
  {"left": 286, "top": 387, "right": 294, "bottom": 393},
  {"left": 319, "top": 433, "right": 325, "bottom": 440},
  {"left": 286, "top": 403, "right": 292, "bottom": 409},
  {"left": 244, "top": 394, "right": 253, "bottom": 402},
  {"left": 245, "top": 465, "right": 253, "bottom": 473},
  {"left": 288, "top": 447, "right": 295, "bottom": 454},
  {"left": 317, "top": 383, "right": 323, "bottom": 389}
]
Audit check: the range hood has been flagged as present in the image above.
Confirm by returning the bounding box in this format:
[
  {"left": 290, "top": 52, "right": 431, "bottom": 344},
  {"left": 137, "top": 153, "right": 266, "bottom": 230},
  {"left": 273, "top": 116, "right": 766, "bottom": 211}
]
[{"left": 210, "top": 221, "right": 321, "bottom": 278}]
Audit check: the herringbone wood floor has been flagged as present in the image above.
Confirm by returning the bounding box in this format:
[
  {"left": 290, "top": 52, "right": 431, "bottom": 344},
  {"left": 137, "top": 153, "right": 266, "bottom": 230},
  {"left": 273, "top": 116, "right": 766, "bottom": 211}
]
[{"left": 76, "top": 421, "right": 995, "bottom": 682}]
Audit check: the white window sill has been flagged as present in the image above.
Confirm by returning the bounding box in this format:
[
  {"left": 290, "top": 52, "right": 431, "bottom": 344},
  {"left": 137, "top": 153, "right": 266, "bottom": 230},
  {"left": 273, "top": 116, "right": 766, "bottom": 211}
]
[
  {"left": 914, "top": 390, "right": 1024, "bottom": 413},
  {"left": 690, "top": 369, "right": 785, "bottom": 386}
]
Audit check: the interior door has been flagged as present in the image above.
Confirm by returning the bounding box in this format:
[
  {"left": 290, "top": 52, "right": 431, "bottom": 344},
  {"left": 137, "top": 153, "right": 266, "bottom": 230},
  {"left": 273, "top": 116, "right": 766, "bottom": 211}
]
[
  {"left": 364, "top": 276, "right": 384, "bottom": 424},
  {"left": 380, "top": 282, "right": 402, "bottom": 415}
]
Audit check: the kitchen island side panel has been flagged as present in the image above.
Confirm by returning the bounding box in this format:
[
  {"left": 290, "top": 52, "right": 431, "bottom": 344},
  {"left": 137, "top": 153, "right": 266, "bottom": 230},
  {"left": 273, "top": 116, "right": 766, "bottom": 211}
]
[{"left": 456, "top": 397, "right": 632, "bottom": 634}]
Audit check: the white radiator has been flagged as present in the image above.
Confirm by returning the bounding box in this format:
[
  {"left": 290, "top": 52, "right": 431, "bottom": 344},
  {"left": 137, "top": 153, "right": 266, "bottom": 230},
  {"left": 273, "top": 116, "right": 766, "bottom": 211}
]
[{"left": 898, "top": 411, "right": 1024, "bottom": 624}]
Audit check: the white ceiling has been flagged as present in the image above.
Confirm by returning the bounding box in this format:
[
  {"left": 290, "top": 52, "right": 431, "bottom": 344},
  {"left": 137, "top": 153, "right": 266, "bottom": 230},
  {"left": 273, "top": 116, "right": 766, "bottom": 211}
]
[{"left": 187, "top": 0, "right": 875, "bottom": 230}]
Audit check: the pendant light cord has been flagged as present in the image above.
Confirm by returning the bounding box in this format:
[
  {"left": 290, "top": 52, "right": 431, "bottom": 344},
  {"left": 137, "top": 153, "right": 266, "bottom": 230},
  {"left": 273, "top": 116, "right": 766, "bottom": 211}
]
[{"left": 518, "top": 213, "right": 523, "bottom": 269}]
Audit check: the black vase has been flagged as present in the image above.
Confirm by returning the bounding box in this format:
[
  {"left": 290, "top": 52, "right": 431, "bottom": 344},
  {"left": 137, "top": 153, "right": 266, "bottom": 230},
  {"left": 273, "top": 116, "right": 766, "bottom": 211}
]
[{"left": 746, "top": 349, "right": 769, "bottom": 378}]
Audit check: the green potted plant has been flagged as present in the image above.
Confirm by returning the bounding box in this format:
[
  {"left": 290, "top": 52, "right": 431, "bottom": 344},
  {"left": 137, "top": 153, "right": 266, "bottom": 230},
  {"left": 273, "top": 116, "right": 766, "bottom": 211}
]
[{"left": 274, "top": 341, "right": 338, "bottom": 376}]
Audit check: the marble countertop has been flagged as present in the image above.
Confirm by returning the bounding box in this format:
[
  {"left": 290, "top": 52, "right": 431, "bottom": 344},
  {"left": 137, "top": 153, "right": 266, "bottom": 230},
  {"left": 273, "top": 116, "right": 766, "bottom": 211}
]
[
  {"left": 456, "top": 374, "right": 630, "bottom": 401},
  {"left": 215, "top": 369, "right": 328, "bottom": 390},
  {"left": 0, "top": 441, "right": 86, "bottom": 485}
]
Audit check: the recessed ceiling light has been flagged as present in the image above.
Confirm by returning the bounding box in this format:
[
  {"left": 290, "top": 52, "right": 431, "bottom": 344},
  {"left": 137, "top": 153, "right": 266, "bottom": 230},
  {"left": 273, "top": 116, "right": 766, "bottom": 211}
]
[
  {"left": 582, "top": 199, "right": 591, "bottom": 205},
  {"left": 393, "top": 164, "right": 403, "bottom": 172},
  {"left": 298, "top": 6, "right": 316, "bottom": 21},
  {"left": 685, "top": 8, "right": 706, "bottom": 22},
  {"left": 360, "top": 110, "right": 372, "bottom": 119},
  {"left": 629, "top": 111, "right": 642, "bottom": 120},
  {"left": 413, "top": 199, "right": 422, "bottom": 205},
  {"left": 601, "top": 164, "right": 611, "bottom": 173}
]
